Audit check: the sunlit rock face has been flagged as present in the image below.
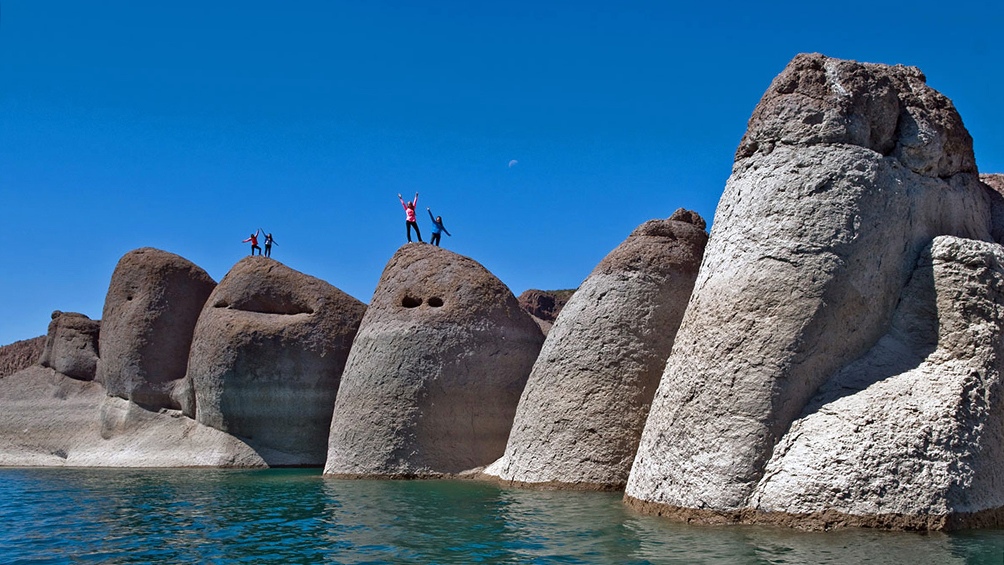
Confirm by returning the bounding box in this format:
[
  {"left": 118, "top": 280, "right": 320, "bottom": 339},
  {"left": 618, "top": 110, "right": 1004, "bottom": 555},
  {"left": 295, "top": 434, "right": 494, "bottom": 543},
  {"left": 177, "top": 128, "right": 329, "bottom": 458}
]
[
  {"left": 626, "top": 53, "right": 1002, "bottom": 528},
  {"left": 183, "top": 257, "right": 365, "bottom": 466},
  {"left": 324, "top": 244, "right": 544, "bottom": 477},
  {"left": 749, "top": 236, "right": 1004, "bottom": 530},
  {"left": 96, "top": 248, "right": 215, "bottom": 410},
  {"left": 486, "top": 209, "right": 707, "bottom": 490},
  {"left": 39, "top": 311, "right": 100, "bottom": 381}
]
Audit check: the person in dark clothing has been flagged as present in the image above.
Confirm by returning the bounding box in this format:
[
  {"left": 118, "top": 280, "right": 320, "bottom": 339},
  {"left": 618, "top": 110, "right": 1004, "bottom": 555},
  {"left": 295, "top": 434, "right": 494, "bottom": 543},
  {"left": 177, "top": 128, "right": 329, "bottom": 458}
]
[
  {"left": 398, "top": 192, "right": 423, "bottom": 242},
  {"left": 261, "top": 231, "right": 277, "bottom": 257},
  {"left": 242, "top": 229, "right": 262, "bottom": 256},
  {"left": 427, "top": 207, "right": 451, "bottom": 247}
]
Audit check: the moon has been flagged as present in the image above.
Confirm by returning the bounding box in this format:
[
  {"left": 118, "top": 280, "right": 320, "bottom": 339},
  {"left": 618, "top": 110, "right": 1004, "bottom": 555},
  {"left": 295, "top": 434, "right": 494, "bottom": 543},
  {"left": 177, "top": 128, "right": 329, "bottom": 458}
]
[{"left": 508, "top": 159, "right": 518, "bottom": 168}]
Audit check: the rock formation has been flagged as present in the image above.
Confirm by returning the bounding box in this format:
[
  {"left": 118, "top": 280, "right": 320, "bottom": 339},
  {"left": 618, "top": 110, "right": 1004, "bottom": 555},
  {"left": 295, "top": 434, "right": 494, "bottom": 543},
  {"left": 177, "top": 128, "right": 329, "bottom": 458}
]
[
  {"left": 517, "top": 289, "right": 575, "bottom": 334},
  {"left": 486, "top": 209, "right": 708, "bottom": 489},
  {"left": 183, "top": 257, "right": 366, "bottom": 465},
  {"left": 0, "top": 365, "right": 266, "bottom": 467},
  {"left": 38, "top": 311, "right": 100, "bottom": 381},
  {"left": 324, "top": 244, "right": 545, "bottom": 477},
  {"left": 96, "top": 248, "right": 216, "bottom": 410},
  {"left": 748, "top": 236, "right": 1004, "bottom": 529},
  {"left": 626, "top": 53, "right": 1002, "bottom": 528},
  {"left": 0, "top": 336, "right": 45, "bottom": 378}
]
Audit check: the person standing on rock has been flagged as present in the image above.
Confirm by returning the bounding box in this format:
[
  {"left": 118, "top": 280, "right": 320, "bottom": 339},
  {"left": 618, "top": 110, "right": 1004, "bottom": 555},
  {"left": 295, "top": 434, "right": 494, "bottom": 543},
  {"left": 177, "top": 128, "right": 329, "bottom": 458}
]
[
  {"left": 261, "top": 231, "right": 277, "bottom": 257},
  {"left": 243, "top": 229, "right": 262, "bottom": 256},
  {"left": 427, "top": 207, "right": 451, "bottom": 247},
  {"left": 399, "top": 193, "right": 423, "bottom": 243}
]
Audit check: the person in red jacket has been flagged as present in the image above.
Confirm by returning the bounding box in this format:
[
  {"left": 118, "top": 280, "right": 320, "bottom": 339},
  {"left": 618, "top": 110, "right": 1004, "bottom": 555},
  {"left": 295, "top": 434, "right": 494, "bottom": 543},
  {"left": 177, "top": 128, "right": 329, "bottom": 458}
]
[
  {"left": 398, "top": 192, "right": 423, "bottom": 243},
  {"left": 242, "top": 229, "right": 262, "bottom": 256}
]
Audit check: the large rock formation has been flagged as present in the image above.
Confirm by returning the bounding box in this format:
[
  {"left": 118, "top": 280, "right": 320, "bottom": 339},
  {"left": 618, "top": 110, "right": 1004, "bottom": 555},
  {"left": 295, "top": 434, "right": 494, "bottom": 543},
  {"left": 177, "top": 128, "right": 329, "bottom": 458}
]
[
  {"left": 0, "top": 336, "right": 45, "bottom": 378},
  {"left": 324, "top": 244, "right": 545, "bottom": 477},
  {"left": 626, "top": 53, "right": 1002, "bottom": 526},
  {"left": 486, "top": 209, "right": 708, "bottom": 489},
  {"left": 38, "top": 311, "right": 100, "bottom": 381},
  {"left": 96, "top": 248, "right": 215, "bottom": 410},
  {"left": 183, "top": 257, "right": 366, "bottom": 465},
  {"left": 747, "top": 236, "right": 1004, "bottom": 529}
]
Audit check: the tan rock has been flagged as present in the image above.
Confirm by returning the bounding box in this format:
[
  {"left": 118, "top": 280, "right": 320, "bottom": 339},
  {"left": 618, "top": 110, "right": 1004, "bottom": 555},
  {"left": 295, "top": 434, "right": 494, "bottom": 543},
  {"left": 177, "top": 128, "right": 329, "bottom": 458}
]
[
  {"left": 751, "top": 237, "right": 1004, "bottom": 530},
  {"left": 486, "top": 210, "right": 707, "bottom": 489},
  {"left": 0, "top": 366, "right": 265, "bottom": 467},
  {"left": 626, "top": 54, "right": 999, "bottom": 518},
  {"left": 184, "top": 257, "right": 365, "bottom": 465},
  {"left": 324, "top": 244, "right": 544, "bottom": 477}
]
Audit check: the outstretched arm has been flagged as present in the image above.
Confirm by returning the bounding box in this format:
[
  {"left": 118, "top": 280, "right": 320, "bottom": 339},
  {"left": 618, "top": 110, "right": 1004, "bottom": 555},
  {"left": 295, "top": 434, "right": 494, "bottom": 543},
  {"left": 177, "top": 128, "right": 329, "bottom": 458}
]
[
  {"left": 428, "top": 208, "right": 435, "bottom": 222},
  {"left": 412, "top": 192, "right": 419, "bottom": 207}
]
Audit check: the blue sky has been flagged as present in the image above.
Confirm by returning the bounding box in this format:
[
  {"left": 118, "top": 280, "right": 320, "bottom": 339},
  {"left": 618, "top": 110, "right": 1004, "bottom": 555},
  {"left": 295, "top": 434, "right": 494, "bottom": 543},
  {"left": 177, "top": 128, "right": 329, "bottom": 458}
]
[{"left": 2, "top": 1, "right": 1002, "bottom": 345}]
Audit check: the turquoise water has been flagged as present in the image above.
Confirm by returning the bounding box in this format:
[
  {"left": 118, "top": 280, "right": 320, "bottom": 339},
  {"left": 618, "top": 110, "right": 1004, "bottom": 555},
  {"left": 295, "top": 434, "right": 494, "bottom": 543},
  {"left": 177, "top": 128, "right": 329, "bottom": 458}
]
[{"left": 2, "top": 469, "right": 1004, "bottom": 564}]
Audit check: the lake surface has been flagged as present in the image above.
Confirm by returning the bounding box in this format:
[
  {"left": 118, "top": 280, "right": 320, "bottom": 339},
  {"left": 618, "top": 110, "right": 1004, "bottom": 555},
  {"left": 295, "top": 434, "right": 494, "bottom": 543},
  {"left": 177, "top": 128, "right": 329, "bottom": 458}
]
[{"left": 3, "top": 468, "right": 1004, "bottom": 564}]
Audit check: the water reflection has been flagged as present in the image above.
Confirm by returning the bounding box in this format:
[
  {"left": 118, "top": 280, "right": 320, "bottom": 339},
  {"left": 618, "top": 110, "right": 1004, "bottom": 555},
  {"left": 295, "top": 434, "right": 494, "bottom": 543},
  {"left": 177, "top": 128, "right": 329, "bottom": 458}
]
[{"left": 2, "top": 469, "right": 1004, "bottom": 564}]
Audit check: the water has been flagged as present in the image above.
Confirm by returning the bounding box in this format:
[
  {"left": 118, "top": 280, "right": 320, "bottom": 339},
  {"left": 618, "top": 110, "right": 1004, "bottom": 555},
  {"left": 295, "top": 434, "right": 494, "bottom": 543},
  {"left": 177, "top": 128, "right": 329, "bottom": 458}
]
[{"left": 2, "top": 469, "right": 1004, "bottom": 564}]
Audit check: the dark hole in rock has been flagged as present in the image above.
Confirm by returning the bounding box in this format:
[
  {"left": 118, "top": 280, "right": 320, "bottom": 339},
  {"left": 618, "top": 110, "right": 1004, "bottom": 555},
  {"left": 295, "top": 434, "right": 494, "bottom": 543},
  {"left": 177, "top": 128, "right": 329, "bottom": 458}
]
[
  {"left": 402, "top": 296, "right": 422, "bottom": 308},
  {"left": 428, "top": 297, "right": 444, "bottom": 307},
  {"left": 125, "top": 295, "right": 133, "bottom": 301}
]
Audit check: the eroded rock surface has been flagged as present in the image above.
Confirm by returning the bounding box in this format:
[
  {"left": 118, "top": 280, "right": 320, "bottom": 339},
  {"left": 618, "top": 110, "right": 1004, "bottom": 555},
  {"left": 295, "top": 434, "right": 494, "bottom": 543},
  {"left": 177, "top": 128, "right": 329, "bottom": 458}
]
[
  {"left": 96, "top": 248, "right": 215, "bottom": 409},
  {"left": 750, "top": 237, "right": 1004, "bottom": 530},
  {"left": 324, "top": 244, "right": 544, "bottom": 477},
  {"left": 487, "top": 210, "right": 707, "bottom": 489},
  {"left": 0, "top": 366, "right": 265, "bottom": 467},
  {"left": 626, "top": 53, "right": 1000, "bottom": 520},
  {"left": 184, "top": 257, "right": 365, "bottom": 465},
  {"left": 39, "top": 311, "right": 100, "bottom": 381}
]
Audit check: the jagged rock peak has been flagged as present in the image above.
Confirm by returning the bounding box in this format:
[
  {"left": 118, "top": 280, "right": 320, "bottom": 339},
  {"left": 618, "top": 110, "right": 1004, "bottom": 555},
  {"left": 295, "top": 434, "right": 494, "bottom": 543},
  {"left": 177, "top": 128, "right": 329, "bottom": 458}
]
[{"left": 736, "top": 53, "right": 976, "bottom": 179}]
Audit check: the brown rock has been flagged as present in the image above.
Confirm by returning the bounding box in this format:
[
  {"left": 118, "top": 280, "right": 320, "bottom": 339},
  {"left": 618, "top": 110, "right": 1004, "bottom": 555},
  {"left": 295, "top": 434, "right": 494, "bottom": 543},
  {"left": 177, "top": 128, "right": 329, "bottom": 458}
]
[
  {"left": 0, "top": 336, "right": 45, "bottom": 378},
  {"left": 736, "top": 52, "right": 976, "bottom": 178},
  {"left": 39, "top": 311, "right": 100, "bottom": 381},
  {"left": 96, "top": 248, "right": 216, "bottom": 410},
  {"left": 184, "top": 257, "right": 366, "bottom": 465},
  {"left": 324, "top": 244, "right": 545, "bottom": 477},
  {"left": 517, "top": 289, "right": 575, "bottom": 333}
]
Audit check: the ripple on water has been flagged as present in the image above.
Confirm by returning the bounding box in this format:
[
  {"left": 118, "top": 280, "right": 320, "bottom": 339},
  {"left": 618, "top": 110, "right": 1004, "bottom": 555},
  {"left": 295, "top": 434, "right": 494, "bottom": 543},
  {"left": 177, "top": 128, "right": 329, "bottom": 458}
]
[{"left": 1, "top": 468, "right": 1003, "bottom": 564}]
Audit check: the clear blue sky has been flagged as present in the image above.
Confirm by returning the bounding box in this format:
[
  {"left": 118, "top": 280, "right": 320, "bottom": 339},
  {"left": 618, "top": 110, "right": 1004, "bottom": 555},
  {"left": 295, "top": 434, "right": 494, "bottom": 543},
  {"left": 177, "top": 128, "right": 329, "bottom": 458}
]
[{"left": 2, "top": 1, "right": 1002, "bottom": 345}]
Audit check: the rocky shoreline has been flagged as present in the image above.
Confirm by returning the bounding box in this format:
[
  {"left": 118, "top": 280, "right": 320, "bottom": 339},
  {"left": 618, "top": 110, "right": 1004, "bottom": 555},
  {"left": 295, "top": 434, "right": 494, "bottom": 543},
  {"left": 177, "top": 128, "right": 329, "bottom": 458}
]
[{"left": 3, "top": 53, "right": 1004, "bottom": 531}]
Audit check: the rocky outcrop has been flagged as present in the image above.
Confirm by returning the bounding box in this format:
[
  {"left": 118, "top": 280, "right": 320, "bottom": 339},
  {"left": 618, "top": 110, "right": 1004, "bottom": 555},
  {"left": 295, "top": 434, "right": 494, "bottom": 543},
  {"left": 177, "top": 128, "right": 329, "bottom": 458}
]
[
  {"left": 0, "top": 365, "right": 265, "bottom": 467},
  {"left": 750, "top": 237, "right": 1004, "bottom": 530},
  {"left": 96, "top": 248, "right": 215, "bottom": 410},
  {"left": 183, "top": 257, "right": 366, "bottom": 465},
  {"left": 517, "top": 290, "right": 575, "bottom": 321},
  {"left": 324, "top": 244, "right": 545, "bottom": 477},
  {"left": 517, "top": 289, "right": 575, "bottom": 333},
  {"left": 38, "top": 311, "right": 100, "bottom": 381},
  {"left": 486, "top": 210, "right": 708, "bottom": 489},
  {"left": 0, "top": 336, "right": 45, "bottom": 378},
  {"left": 626, "top": 54, "right": 1001, "bottom": 525},
  {"left": 983, "top": 174, "right": 1004, "bottom": 194}
]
